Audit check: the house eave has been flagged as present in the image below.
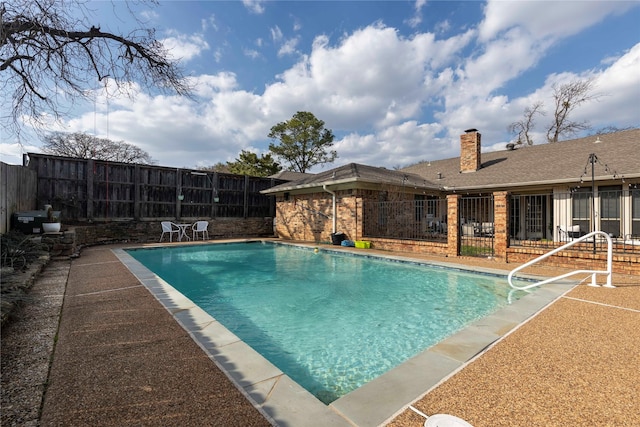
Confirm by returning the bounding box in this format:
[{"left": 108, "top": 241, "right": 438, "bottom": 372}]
[
  {"left": 263, "top": 172, "right": 640, "bottom": 195},
  {"left": 262, "top": 176, "right": 440, "bottom": 195},
  {"left": 441, "top": 174, "right": 640, "bottom": 192},
  {"left": 261, "top": 177, "right": 359, "bottom": 194}
]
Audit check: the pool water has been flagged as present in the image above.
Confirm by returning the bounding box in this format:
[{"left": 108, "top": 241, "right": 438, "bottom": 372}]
[{"left": 128, "top": 242, "right": 525, "bottom": 404}]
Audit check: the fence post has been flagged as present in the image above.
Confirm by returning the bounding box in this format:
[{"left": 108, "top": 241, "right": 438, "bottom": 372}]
[
  {"left": 213, "top": 172, "right": 219, "bottom": 218},
  {"left": 244, "top": 175, "right": 249, "bottom": 218},
  {"left": 176, "top": 168, "right": 182, "bottom": 220},
  {"left": 269, "top": 178, "right": 276, "bottom": 217},
  {"left": 86, "top": 159, "right": 94, "bottom": 220},
  {"left": 134, "top": 164, "right": 141, "bottom": 220},
  {"left": 493, "top": 191, "right": 509, "bottom": 260},
  {"left": 447, "top": 194, "right": 460, "bottom": 257}
]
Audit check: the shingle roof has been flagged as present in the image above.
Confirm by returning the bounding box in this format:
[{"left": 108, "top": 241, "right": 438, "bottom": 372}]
[
  {"left": 402, "top": 128, "right": 640, "bottom": 190},
  {"left": 262, "top": 128, "right": 640, "bottom": 194},
  {"left": 267, "top": 170, "right": 314, "bottom": 181},
  {"left": 262, "top": 163, "right": 428, "bottom": 193}
]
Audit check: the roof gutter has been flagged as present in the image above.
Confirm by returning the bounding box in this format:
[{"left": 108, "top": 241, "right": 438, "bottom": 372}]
[
  {"left": 262, "top": 176, "right": 439, "bottom": 194},
  {"left": 323, "top": 184, "right": 337, "bottom": 234},
  {"left": 440, "top": 173, "right": 640, "bottom": 192}
]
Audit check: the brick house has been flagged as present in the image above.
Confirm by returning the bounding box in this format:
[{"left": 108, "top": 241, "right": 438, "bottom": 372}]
[{"left": 262, "top": 128, "right": 640, "bottom": 274}]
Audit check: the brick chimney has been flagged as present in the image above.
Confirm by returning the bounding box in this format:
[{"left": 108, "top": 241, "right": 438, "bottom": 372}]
[{"left": 460, "top": 128, "right": 481, "bottom": 173}]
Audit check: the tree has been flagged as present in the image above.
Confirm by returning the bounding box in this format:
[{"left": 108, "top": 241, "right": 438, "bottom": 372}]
[
  {"left": 199, "top": 163, "right": 230, "bottom": 173},
  {"left": 591, "top": 125, "right": 637, "bottom": 135},
  {"left": 546, "top": 78, "right": 600, "bottom": 143},
  {"left": 227, "top": 150, "right": 281, "bottom": 177},
  {"left": 508, "top": 101, "right": 544, "bottom": 146},
  {"left": 268, "top": 111, "right": 337, "bottom": 173},
  {"left": 42, "top": 132, "right": 154, "bottom": 163},
  {"left": 1, "top": 0, "right": 190, "bottom": 136}
]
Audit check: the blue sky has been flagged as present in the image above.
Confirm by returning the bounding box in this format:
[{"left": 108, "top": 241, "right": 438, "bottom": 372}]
[{"left": 2, "top": 0, "right": 639, "bottom": 171}]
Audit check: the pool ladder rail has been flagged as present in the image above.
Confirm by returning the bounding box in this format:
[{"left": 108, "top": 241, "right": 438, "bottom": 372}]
[{"left": 508, "top": 230, "right": 614, "bottom": 291}]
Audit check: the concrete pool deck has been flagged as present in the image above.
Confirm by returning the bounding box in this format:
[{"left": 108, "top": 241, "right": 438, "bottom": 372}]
[{"left": 5, "top": 239, "right": 639, "bottom": 426}]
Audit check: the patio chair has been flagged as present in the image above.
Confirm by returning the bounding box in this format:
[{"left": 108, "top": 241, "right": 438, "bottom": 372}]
[
  {"left": 480, "top": 222, "right": 494, "bottom": 236},
  {"left": 461, "top": 223, "right": 477, "bottom": 237},
  {"left": 558, "top": 224, "right": 583, "bottom": 242},
  {"left": 159, "top": 221, "right": 180, "bottom": 242},
  {"left": 192, "top": 220, "right": 210, "bottom": 240}
]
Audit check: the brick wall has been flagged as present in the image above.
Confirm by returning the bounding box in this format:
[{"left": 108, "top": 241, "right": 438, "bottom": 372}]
[
  {"left": 460, "top": 129, "right": 481, "bottom": 173},
  {"left": 507, "top": 247, "right": 640, "bottom": 276},
  {"left": 367, "top": 238, "right": 449, "bottom": 255},
  {"left": 275, "top": 190, "right": 364, "bottom": 243}
]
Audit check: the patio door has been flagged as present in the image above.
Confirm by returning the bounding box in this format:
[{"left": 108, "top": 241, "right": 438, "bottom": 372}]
[
  {"left": 525, "top": 195, "right": 548, "bottom": 240},
  {"left": 599, "top": 185, "right": 621, "bottom": 237},
  {"left": 631, "top": 187, "right": 640, "bottom": 237}
]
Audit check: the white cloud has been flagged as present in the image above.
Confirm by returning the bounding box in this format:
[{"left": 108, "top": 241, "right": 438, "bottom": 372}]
[
  {"left": 244, "top": 48, "right": 261, "bottom": 60},
  {"left": 162, "top": 31, "right": 210, "bottom": 62},
  {"left": 0, "top": 140, "right": 41, "bottom": 166},
  {"left": 139, "top": 10, "right": 159, "bottom": 22},
  {"left": 292, "top": 16, "right": 302, "bottom": 32},
  {"left": 560, "top": 43, "right": 640, "bottom": 129},
  {"left": 405, "top": 0, "right": 427, "bottom": 28},
  {"left": 479, "top": 0, "right": 636, "bottom": 43},
  {"left": 201, "top": 15, "right": 217, "bottom": 32},
  {"left": 277, "top": 36, "right": 300, "bottom": 57},
  {"left": 190, "top": 73, "right": 239, "bottom": 97},
  {"left": 213, "top": 47, "right": 224, "bottom": 63},
  {"left": 242, "top": 0, "right": 265, "bottom": 15},
  {"left": 270, "top": 26, "right": 283, "bottom": 42},
  {"left": 435, "top": 19, "right": 451, "bottom": 35}
]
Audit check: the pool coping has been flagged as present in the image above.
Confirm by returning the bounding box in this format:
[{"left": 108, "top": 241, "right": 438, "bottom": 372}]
[{"left": 113, "top": 240, "right": 573, "bottom": 427}]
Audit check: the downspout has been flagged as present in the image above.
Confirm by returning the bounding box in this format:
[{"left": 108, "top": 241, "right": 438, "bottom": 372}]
[{"left": 323, "top": 185, "right": 337, "bottom": 234}]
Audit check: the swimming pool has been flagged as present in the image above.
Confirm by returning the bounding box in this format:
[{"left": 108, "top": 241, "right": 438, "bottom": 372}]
[{"left": 127, "top": 241, "right": 529, "bottom": 404}]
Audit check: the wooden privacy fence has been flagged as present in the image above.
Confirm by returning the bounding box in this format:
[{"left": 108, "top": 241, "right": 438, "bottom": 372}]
[
  {"left": 26, "top": 153, "right": 285, "bottom": 222},
  {"left": 1, "top": 161, "right": 37, "bottom": 234}
]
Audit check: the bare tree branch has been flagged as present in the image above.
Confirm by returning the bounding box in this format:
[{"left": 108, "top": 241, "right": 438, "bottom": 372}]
[
  {"left": 546, "top": 78, "right": 600, "bottom": 143},
  {"left": 508, "top": 101, "right": 545, "bottom": 145},
  {"left": 1, "top": 0, "right": 191, "bottom": 137},
  {"left": 42, "top": 131, "right": 155, "bottom": 164}
]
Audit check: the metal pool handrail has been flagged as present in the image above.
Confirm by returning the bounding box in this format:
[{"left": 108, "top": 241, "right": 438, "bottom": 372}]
[{"left": 508, "top": 230, "right": 614, "bottom": 290}]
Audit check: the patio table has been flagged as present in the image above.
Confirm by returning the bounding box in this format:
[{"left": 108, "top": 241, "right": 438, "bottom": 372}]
[{"left": 175, "top": 223, "right": 191, "bottom": 241}]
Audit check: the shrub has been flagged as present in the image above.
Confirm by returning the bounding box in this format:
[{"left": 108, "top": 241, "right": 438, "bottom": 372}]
[{"left": 1, "top": 231, "right": 48, "bottom": 325}]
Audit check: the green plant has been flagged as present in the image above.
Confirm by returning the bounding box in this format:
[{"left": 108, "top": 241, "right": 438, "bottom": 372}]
[
  {"left": 45, "top": 206, "right": 59, "bottom": 223},
  {"left": 460, "top": 245, "right": 494, "bottom": 257}
]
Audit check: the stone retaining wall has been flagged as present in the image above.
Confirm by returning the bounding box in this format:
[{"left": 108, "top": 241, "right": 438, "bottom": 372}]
[
  {"left": 41, "top": 218, "right": 275, "bottom": 256},
  {"left": 71, "top": 217, "right": 274, "bottom": 245}
]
